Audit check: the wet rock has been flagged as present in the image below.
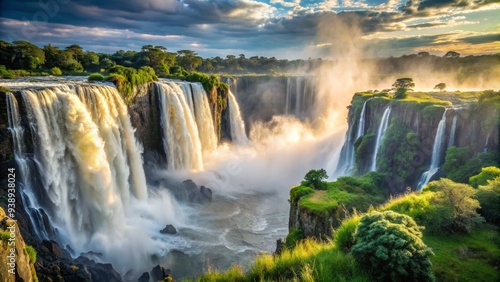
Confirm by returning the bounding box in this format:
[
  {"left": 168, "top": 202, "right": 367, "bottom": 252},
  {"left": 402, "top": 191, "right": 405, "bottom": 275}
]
[
  {"left": 160, "top": 224, "right": 177, "bottom": 235},
  {"left": 150, "top": 265, "right": 171, "bottom": 281},
  {"left": 138, "top": 271, "right": 149, "bottom": 282},
  {"left": 274, "top": 238, "right": 284, "bottom": 255},
  {"left": 200, "top": 186, "right": 213, "bottom": 201},
  {"left": 42, "top": 240, "right": 71, "bottom": 260}
]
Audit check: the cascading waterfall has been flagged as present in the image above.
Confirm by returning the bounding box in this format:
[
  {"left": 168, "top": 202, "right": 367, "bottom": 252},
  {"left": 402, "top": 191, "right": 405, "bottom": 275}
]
[
  {"left": 448, "top": 112, "right": 458, "bottom": 148},
  {"left": 417, "top": 108, "right": 449, "bottom": 190},
  {"left": 156, "top": 82, "right": 204, "bottom": 171},
  {"left": 227, "top": 90, "right": 249, "bottom": 145},
  {"left": 7, "top": 84, "right": 149, "bottom": 251},
  {"left": 333, "top": 99, "right": 369, "bottom": 176},
  {"left": 285, "top": 77, "right": 292, "bottom": 115},
  {"left": 190, "top": 83, "right": 218, "bottom": 152},
  {"left": 295, "top": 77, "right": 303, "bottom": 116},
  {"left": 370, "top": 106, "right": 392, "bottom": 172}
]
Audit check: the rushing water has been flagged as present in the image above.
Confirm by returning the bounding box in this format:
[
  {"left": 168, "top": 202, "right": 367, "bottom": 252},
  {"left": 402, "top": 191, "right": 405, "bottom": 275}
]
[
  {"left": 418, "top": 108, "right": 449, "bottom": 190},
  {"left": 370, "top": 106, "right": 392, "bottom": 172}
]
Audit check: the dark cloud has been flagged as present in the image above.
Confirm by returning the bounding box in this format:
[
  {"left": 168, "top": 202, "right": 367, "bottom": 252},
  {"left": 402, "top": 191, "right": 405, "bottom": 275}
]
[
  {"left": 407, "top": 22, "right": 448, "bottom": 28},
  {"left": 402, "top": 0, "right": 496, "bottom": 15},
  {"left": 460, "top": 33, "right": 500, "bottom": 44}
]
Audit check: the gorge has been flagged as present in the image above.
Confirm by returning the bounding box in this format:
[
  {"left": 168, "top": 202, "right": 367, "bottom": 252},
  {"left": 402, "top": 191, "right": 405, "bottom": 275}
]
[{"left": 0, "top": 75, "right": 498, "bottom": 281}]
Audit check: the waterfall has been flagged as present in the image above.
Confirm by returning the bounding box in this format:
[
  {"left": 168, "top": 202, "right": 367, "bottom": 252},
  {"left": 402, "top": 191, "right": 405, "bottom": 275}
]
[
  {"left": 448, "top": 113, "right": 458, "bottom": 148},
  {"left": 191, "top": 83, "right": 218, "bottom": 152},
  {"left": 227, "top": 90, "right": 249, "bottom": 145},
  {"left": 356, "top": 100, "right": 368, "bottom": 139},
  {"left": 370, "top": 106, "right": 392, "bottom": 172},
  {"left": 295, "top": 77, "right": 302, "bottom": 116},
  {"left": 156, "top": 82, "right": 204, "bottom": 171},
  {"left": 7, "top": 84, "right": 149, "bottom": 250},
  {"left": 484, "top": 133, "right": 490, "bottom": 152},
  {"left": 417, "top": 108, "right": 449, "bottom": 190},
  {"left": 285, "top": 77, "right": 292, "bottom": 115},
  {"left": 333, "top": 99, "right": 370, "bottom": 176}
]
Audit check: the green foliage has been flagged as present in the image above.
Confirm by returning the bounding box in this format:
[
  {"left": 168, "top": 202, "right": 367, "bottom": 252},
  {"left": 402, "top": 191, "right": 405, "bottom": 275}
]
[
  {"left": 88, "top": 73, "right": 105, "bottom": 82},
  {"left": 50, "top": 67, "right": 62, "bottom": 76},
  {"left": 469, "top": 166, "right": 500, "bottom": 188},
  {"left": 285, "top": 228, "right": 303, "bottom": 248},
  {"left": 392, "top": 78, "right": 414, "bottom": 99},
  {"left": 377, "top": 121, "right": 421, "bottom": 181},
  {"left": 290, "top": 185, "right": 314, "bottom": 203},
  {"left": 334, "top": 215, "right": 361, "bottom": 253},
  {"left": 382, "top": 192, "right": 435, "bottom": 228},
  {"left": 298, "top": 173, "right": 388, "bottom": 216},
  {"left": 0, "top": 86, "right": 13, "bottom": 92},
  {"left": 434, "top": 83, "right": 446, "bottom": 91},
  {"left": 354, "top": 133, "right": 375, "bottom": 173},
  {"left": 106, "top": 65, "right": 157, "bottom": 103},
  {"left": 426, "top": 179, "right": 484, "bottom": 233},
  {"left": 301, "top": 169, "right": 328, "bottom": 190},
  {"left": 476, "top": 177, "right": 500, "bottom": 223},
  {"left": 0, "top": 230, "right": 10, "bottom": 242},
  {"left": 443, "top": 147, "right": 499, "bottom": 183},
  {"left": 24, "top": 245, "right": 37, "bottom": 264},
  {"left": 351, "top": 211, "right": 434, "bottom": 282},
  {"left": 185, "top": 71, "right": 221, "bottom": 93}
]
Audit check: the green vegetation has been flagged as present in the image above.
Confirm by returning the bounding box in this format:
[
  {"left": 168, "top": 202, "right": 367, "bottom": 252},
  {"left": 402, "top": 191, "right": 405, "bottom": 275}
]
[
  {"left": 378, "top": 121, "right": 422, "bottom": 182},
  {"left": 475, "top": 177, "right": 500, "bottom": 223},
  {"left": 434, "top": 83, "right": 446, "bottom": 91},
  {"left": 0, "top": 230, "right": 10, "bottom": 242},
  {"left": 24, "top": 245, "right": 37, "bottom": 264},
  {"left": 426, "top": 179, "right": 484, "bottom": 233},
  {"left": 50, "top": 67, "right": 62, "bottom": 76},
  {"left": 334, "top": 215, "right": 361, "bottom": 253},
  {"left": 0, "top": 86, "right": 13, "bottom": 93},
  {"left": 424, "top": 224, "right": 500, "bottom": 282},
  {"left": 470, "top": 166, "right": 500, "bottom": 188},
  {"left": 294, "top": 172, "right": 387, "bottom": 216},
  {"left": 443, "top": 147, "right": 499, "bottom": 183},
  {"left": 285, "top": 228, "right": 303, "bottom": 248},
  {"left": 300, "top": 169, "right": 328, "bottom": 190},
  {"left": 351, "top": 211, "right": 434, "bottom": 282},
  {"left": 87, "top": 73, "right": 104, "bottom": 82},
  {"left": 392, "top": 77, "right": 414, "bottom": 99},
  {"left": 105, "top": 65, "right": 157, "bottom": 103}
]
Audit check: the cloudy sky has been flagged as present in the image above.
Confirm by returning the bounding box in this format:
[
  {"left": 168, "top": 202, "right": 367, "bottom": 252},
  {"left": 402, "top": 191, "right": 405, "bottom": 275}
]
[{"left": 0, "top": 0, "right": 498, "bottom": 58}]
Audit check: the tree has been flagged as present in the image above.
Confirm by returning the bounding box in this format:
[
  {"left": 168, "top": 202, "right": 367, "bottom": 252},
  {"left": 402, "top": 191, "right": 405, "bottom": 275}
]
[
  {"left": 427, "top": 179, "right": 484, "bottom": 233},
  {"left": 301, "top": 169, "right": 328, "bottom": 190},
  {"left": 176, "top": 50, "right": 202, "bottom": 71},
  {"left": 351, "top": 211, "right": 434, "bottom": 282},
  {"left": 417, "top": 51, "right": 430, "bottom": 57},
  {"left": 444, "top": 51, "right": 460, "bottom": 58},
  {"left": 100, "top": 58, "right": 115, "bottom": 70},
  {"left": 11, "top": 40, "right": 45, "bottom": 70},
  {"left": 434, "top": 83, "right": 446, "bottom": 92},
  {"left": 392, "top": 78, "right": 414, "bottom": 99},
  {"left": 476, "top": 177, "right": 500, "bottom": 223}
]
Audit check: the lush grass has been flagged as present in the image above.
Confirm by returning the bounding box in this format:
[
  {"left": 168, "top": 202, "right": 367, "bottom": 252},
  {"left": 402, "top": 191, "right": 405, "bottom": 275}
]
[
  {"left": 285, "top": 228, "right": 303, "bottom": 248},
  {"left": 196, "top": 239, "right": 369, "bottom": 282},
  {"left": 297, "top": 174, "right": 387, "bottom": 216},
  {"left": 424, "top": 224, "right": 500, "bottom": 282}
]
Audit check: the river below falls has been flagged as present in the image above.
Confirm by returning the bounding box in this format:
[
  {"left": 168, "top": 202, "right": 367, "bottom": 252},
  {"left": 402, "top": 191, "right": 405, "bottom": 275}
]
[{"left": 155, "top": 191, "right": 290, "bottom": 280}]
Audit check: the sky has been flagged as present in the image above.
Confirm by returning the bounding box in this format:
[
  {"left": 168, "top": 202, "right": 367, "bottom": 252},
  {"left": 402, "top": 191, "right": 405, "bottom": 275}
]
[{"left": 0, "top": 0, "right": 499, "bottom": 59}]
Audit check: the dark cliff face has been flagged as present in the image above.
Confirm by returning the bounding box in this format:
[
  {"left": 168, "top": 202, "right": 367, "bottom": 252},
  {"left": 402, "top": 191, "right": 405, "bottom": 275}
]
[
  {"left": 345, "top": 93, "right": 499, "bottom": 193},
  {"left": 127, "top": 83, "right": 165, "bottom": 167}
]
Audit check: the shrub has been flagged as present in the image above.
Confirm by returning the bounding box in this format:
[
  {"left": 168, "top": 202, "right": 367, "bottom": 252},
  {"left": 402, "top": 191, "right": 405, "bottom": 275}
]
[
  {"left": 351, "top": 211, "right": 434, "bottom": 282},
  {"left": 50, "top": 67, "right": 62, "bottom": 76},
  {"left": 25, "top": 245, "right": 37, "bottom": 264},
  {"left": 301, "top": 169, "right": 328, "bottom": 190},
  {"left": 285, "top": 228, "right": 303, "bottom": 248},
  {"left": 0, "top": 230, "right": 10, "bottom": 242},
  {"left": 88, "top": 73, "right": 104, "bottom": 82},
  {"left": 476, "top": 177, "right": 500, "bottom": 223},
  {"left": 443, "top": 147, "right": 499, "bottom": 183},
  {"left": 334, "top": 215, "right": 361, "bottom": 253},
  {"left": 470, "top": 166, "right": 500, "bottom": 188},
  {"left": 426, "top": 179, "right": 484, "bottom": 233}
]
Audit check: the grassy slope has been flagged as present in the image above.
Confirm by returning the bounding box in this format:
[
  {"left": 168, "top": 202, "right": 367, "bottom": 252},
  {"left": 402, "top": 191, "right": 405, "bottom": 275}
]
[{"left": 424, "top": 224, "right": 500, "bottom": 282}]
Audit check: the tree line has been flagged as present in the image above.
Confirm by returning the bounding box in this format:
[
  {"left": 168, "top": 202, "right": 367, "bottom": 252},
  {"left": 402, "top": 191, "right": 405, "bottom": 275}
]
[{"left": 0, "top": 40, "right": 499, "bottom": 78}]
